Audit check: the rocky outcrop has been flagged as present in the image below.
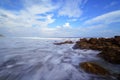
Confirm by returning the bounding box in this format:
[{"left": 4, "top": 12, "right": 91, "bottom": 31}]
[
  {"left": 114, "top": 36, "right": 120, "bottom": 47},
  {"left": 54, "top": 40, "right": 73, "bottom": 45},
  {"left": 98, "top": 48, "right": 120, "bottom": 64},
  {"left": 80, "top": 62, "right": 110, "bottom": 75},
  {"left": 73, "top": 37, "right": 120, "bottom": 50},
  {"left": 73, "top": 36, "right": 120, "bottom": 64}
]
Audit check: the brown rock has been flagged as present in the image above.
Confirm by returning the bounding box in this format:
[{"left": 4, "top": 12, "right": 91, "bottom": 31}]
[
  {"left": 80, "top": 62, "right": 110, "bottom": 75},
  {"left": 80, "top": 38, "right": 88, "bottom": 42},
  {"left": 114, "top": 36, "right": 120, "bottom": 47},
  {"left": 98, "top": 48, "right": 120, "bottom": 64},
  {"left": 73, "top": 38, "right": 90, "bottom": 49},
  {"left": 54, "top": 40, "right": 73, "bottom": 45},
  {"left": 73, "top": 36, "right": 120, "bottom": 64},
  {"left": 88, "top": 38, "right": 98, "bottom": 44}
]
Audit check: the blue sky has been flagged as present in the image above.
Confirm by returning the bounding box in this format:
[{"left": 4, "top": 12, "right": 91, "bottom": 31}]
[{"left": 0, "top": 0, "right": 120, "bottom": 37}]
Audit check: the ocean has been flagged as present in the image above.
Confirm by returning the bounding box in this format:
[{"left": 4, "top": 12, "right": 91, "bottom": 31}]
[{"left": 0, "top": 37, "right": 119, "bottom": 80}]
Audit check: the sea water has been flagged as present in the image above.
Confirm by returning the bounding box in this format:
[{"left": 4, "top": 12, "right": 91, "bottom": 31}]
[{"left": 0, "top": 37, "right": 119, "bottom": 80}]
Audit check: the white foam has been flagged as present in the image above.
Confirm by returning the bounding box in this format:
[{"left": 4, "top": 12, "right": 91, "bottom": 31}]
[{"left": 0, "top": 37, "right": 118, "bottom": 80}]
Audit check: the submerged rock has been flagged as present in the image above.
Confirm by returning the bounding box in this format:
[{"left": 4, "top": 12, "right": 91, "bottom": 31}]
[
  {"left": 54, "top": 40, "right": 73, "bottom": 45},
  {"left": 80, "top": 62, "right": 110, "bottom": 76}
]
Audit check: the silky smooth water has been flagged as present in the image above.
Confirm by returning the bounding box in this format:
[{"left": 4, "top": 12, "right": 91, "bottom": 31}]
[{"left": 0, "top": 37, "right": 119, "bottom": 80}]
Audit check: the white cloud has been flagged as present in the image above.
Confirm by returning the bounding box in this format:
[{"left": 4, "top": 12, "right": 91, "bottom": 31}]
[
  {"left": 0, "top": 0, "right": 119, "bottom": 37},
  {"left": 63, "top": 22, "right": 71, "bottom": 28},
  {"left": 56, "top": 22, "right": 71, "bottom": 29},
  {"left": 74, "top": 10, "right": 120, "bottom": 37},
  {"left": 0, "top": 8, "right": 55, "bottom": 28},
  {"left": 0, "top": 0, "right": 58, "bottom": 37},
  {"left": 58, "top": 0, "right": 88, "bottom": 18},
  {"left": 84, "top": 10, "right": 120, "bottom": 25}
]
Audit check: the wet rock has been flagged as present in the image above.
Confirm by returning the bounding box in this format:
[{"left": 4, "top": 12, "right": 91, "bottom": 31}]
[
  {"left": 54, "top": 40, "right": 73, "bottom": 45},
  {"left": 80, "top": 62, "right": 110, "bottom": 76},
  {"left": 98, "top": 48, "right": 120, "bottom": 64},
  {"left": 73, "top": 36, "right": 120, "bottom": 50},
  {"left": 73, "top": 36, "right": 120, "bottom": 64},
  {"left": 114, "top": 36, "right": 120, "bottom": 47},
  {"left": 73, "top": 38, "right": 91, "bottom": 49},
  {"left": 0, "top": 34, "right": 4, "bottom": 37}
]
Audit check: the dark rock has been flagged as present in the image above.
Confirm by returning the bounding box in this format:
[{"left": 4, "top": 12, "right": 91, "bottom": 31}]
[
  {"left": 116, "top": 74, "right": 120, "bottom": 80},
  {"left": 73, "top": 38, "right": 90, "bottom": 49},
  {"left": 54, "top": 40, "right": 73, "bottom": 45},
  {"left": 114, "top": 36, "right": 120, "bottom": 47},
  {"left": 73, "top": 36, "right": 120, "bottom": 64},
  {"left": 98, "top": 48, "right": 120, "bottom": 64},
  {"left": 80, "top": 62, "right": 110, "bottom": 76},
  {"left": 89, "top": 38, "right": 98, "bottom": 44},
  {"left": 0, "top": 34, "right": 4, "bottom": 37}
]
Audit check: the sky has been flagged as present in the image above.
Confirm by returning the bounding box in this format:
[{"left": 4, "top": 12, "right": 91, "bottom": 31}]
[{"left": 0, "top": 0, "right": 120, "bottom": 37}]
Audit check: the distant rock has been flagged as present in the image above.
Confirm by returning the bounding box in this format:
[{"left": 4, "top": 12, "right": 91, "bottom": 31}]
[
  {"left": 73, "top": 36, "right": 120, "bottom": 64},
  {"left": 54, "top": 40, "right": 73, "bottom": 45},
  {"left": 0, "top": 34, "right": 4, "bottom": 37},
  {"left": 80, "top": 62, "right": 110, "bottom": 75},
  {"left": 73, "top": 37, "right": 120, "bottom": 50}
]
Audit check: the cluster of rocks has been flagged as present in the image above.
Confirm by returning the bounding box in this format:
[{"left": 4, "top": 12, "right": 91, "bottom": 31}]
[
  {"left": 73, "top": 36, "right": 120, "bottom": 64},
  {"left": 73, "top": 36, "right": 120, "bottom": 78},
  {"left": 54, "top": 40, "right": 73, "bottom": 45},
  {"left": 53, "top": 36, "right": 120, "bottom": 78}
]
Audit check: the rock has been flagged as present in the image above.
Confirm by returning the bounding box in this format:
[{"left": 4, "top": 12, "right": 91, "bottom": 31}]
[
  {"left": 89, "top": 38, "right": 98, "bottom": 44},
  {"left": 114, "top": 36, "right": 120, "bottom": 47},
  {"left": 73, "top": 36, "right": 120, "bottom": 64},
  {"left": 80, "top": 62, "right": 110, "bottom": 76},
  {"left": 98, "top": 48, "right": 120, "bottom": 64},
  {"left": 0, "top": 34, "right": 4, "bottom": 37},
  {"left": 54, "top": 40, "right": 73, "bottom": 45},
  {"left": 116, "top": 74, "right": 120, "bottom": 80},
  {"left": 73, "top": 38, "right": 90, "bottom": 49},
  {"left": 73, "top": 36, "right": 120, "bottom": 50}
]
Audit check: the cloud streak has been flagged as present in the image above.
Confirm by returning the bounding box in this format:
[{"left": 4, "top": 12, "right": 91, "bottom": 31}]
[
  {"left": 84, "top": 10, "right": 120, "bottom": 25},
  {"left": 58, "top": 0, "right": 86, "bottom": 18}
]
